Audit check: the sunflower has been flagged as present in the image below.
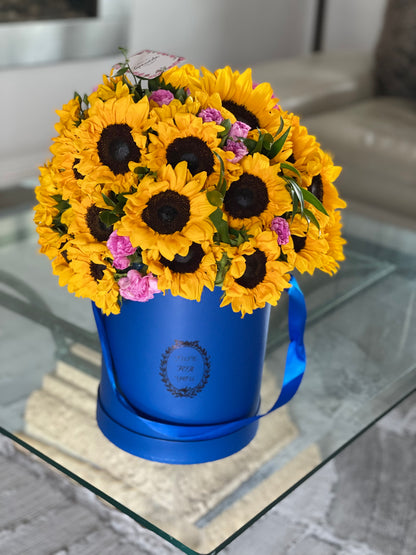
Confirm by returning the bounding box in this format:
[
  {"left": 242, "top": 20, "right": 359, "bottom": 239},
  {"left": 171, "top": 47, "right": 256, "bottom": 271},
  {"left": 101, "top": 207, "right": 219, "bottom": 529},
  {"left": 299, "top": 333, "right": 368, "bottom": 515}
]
[
  {"left": 34, "top": 164, "right": 63, "bottom": 228},
  {"left": 54, "top": 96, "right": 83, "bottom": 136},
  {"left": 283, "top": 112, "right": 322, "bottom": 180},
  {"left": 307, "top": 150, "right": 345, "bottom": 214},
  {"left": 64, "top": 245, "right": 120, "bottom": 315},
  {"left": 288, "top": 214, "right": 330, "bottom": 275},
  {"left": 160, "top": 63, "right": 201, "bottom": 90},
  {"left": 49, "top": 134, "right": 86, "bottom": 202},
  {"left": 34, "top": 164, "right": 72, "bottom": 259},
  {"left": 117, "top": 162, "right": 215, "bottom": 260},
  {"left": 37, "top": 227, "right": 71, "bottom": 262},
  {"left": 143, "top": 240, "right": 217, "bottom": 301},
  {"left": 223, "top": 153, "right": 292, "bottom": 229},
  {"left": 46, "top": 95, "right": 88, "bottom": 201},
  {"left": 73, "top": 94, "right": 150, "bottom": 194},
  {"left": 220, "top": 230, "right": 290, "bottom": 316},
  {"left": 149, "top": 95, "right": 201, "bottom": 123},
  {"left": 283, "top": 117, "right": 345, "bottom": 216},
  {"left": 51, "top": 244, "right": 75, "bottom": 288},
  {"left": 319, "top": 210, "right": 346, "bottom": 275},
  {"left": 88, "top": 73, "right": 131, "bottom": 105},
  {"left": 189, "top": 66, "right": 283, "bottom": 135},
  {"left": 67, "top": 187, "right": 115, "bottom": 256},
  {"left": 144, "top": 111, "right": 231, "bottom": 187}
]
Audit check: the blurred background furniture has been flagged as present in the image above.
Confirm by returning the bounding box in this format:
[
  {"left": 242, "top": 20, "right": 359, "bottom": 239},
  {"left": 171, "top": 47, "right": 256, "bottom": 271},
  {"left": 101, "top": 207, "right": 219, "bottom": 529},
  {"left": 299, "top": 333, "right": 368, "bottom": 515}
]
[{"left": 252, "top": 0, "right": 416, "bottom": 229}]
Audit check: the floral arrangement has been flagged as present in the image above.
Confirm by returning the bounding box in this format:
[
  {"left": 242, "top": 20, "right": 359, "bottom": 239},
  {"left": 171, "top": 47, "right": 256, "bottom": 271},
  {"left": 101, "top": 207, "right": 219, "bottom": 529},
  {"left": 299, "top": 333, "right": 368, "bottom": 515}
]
[{"left": 34, "top": 50, "right": 346, "bottom": 317}]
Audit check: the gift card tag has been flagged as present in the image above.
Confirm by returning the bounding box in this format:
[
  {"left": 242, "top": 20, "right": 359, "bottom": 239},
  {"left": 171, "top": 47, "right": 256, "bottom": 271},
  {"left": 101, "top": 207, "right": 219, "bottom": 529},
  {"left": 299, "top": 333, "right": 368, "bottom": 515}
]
[{"left": 128, "top": 50, "right": 185, "bottom": 79}]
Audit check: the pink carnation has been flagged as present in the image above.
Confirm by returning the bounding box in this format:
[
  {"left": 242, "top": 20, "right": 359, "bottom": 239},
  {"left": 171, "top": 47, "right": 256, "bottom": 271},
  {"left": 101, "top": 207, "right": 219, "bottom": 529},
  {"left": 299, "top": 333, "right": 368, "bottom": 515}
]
[
  {"left": 198, "top": 108, "right": 223, "bottom": 124},
  {"left": 270, "top": 217, "right": 290, "bottom": 245},
  {"left": 149, "top": 89, "right": 175, "bottom": 107},
  {"left": 224, "top": 140, "right": 248, "bottom": 163},
  {"left": 229, "top": 121, "right": 251, "bottom": 140},
  {"left": 118, "top": 270, "right": 160, "bottom": 302},
  {"left": 107, "top": 231, "right": 136, "bottom": 270}
]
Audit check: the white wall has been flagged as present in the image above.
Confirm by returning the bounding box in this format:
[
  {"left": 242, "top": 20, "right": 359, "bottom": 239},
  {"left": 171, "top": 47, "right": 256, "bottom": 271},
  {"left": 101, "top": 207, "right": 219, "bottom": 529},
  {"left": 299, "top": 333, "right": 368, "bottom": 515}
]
[
  {"left": 323, "top": 0, "right": 387, "bottom": 53},
  {"left": 127, "top": 0, "right": 316, "bottom": 69},
  {"left": 0, "top": 0, "right": 388, "bottom": 189},
  {"left": 0, "top": 55, "right": 119, "bottom": 188},
  {"left": 1, "top": 0, "right": 316, "bottom": 189}
]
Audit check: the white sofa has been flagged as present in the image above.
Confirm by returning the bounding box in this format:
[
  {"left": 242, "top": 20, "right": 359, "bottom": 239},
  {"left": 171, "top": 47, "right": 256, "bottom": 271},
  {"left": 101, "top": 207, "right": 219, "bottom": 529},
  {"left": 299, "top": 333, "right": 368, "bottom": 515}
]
[{"left": 251, "top": 1, "right": 416, "bottom": 230}]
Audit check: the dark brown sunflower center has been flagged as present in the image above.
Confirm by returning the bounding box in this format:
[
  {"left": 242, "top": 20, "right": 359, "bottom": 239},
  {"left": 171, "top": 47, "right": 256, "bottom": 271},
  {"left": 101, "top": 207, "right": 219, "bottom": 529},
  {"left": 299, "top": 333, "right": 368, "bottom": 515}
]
[
  {"left": 142, "top": 190, "right": 191, "bottom": 234},
  {"left": 86, "top": 204, "right": 113, "bottom": 242},
  {"left": 222, "top": 100, "right": 259, "bottom": 129},
  {"left": 308, "top": 174, "right": 324, "bottom": 203},
  {"left": 223, "top": 173, "right": 269, "bottom": 219},
  {"left": 236, "top": 249, "right": 267, "bottom": 289},
  {"left": 61, "top": 249, "right": 69, "bottom": 263},
  {"left": 97, "top": 123, "right": 140, "bottom": 175},
  {"left": 72, "top": 158, "right": 84, "bottom": 180},
  {"left": 166, "top": 136, "right": 215, "bottom": 176},
  {"left": 292, "top": 235, "right": 306, "bottom": 253},
  {"left": 90, "top": 261, "right": 106, "bottom": 281},
  {"left": 160, "top": 243, "right": 205, "bottom": 274}
]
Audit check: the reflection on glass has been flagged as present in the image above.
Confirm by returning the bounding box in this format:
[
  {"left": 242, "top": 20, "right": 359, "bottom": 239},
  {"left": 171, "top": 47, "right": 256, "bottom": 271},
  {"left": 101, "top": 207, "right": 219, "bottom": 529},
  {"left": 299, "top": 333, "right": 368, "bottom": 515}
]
[{"left": 0, "top": 206, "right": 415, "bottom": 554}]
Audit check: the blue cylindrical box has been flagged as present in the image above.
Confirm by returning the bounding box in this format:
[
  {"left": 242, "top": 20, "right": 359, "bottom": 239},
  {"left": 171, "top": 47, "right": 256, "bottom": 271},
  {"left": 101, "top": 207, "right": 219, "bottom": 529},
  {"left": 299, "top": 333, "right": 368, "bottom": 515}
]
[{"left": 94, "top": 287, "right": 271, "bottom": 464}]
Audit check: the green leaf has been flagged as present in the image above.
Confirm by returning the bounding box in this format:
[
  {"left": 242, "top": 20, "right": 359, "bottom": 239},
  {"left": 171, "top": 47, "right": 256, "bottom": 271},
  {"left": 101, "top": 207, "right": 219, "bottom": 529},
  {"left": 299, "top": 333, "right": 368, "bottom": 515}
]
[
  {"left": 218, "top": 118, "right": 231, "bottom": 136},
  {"left": 273, "top": 116, "right": 285, "bottom": 138},
  {"left": 280, "top": 161, "right": 302, "bottom": 179},
  {"left": 209, "top": 208, "right": 231, "bottom": 243},
  {"left": 218, "top": 176, "right": 227, "bottom": 198},
  {"left": 102, "top": 193, "right": 117, "bottom": 207},
  {"left": 114, "top": 66, "right": 129, "bottom": 77},
  {"left": 286, "top": 177, "right": 304, "bottom": 213},
  {"left": 115, "top": 193, "right": 129, "bottom": 210},
  {"left": 262, "top": 133, "right": 274, "bottom": 151},
  {"left": 229, "top": 226, "right": 250, "bottom": 247},
  {"left": 243, "top": 138, "right": 257, "bottom": 153},
  {"left": 218, "top": 119, "right": 232, "bottom": 147},
  {"left": 303, "top": 208, "right": 321, "bottom": 230},
  {"left": 268, "top": 126, "right": 291, "bottom": 159},
  {"left": 207, "top": 190, "right": 224, "bottom": 207},
  {"left": 51, "top": 218, "right": 68, "bottom": 236},
  {"left": 301, "top": 188, "right": 329, "bottom": 216},
  {"left": 213, "top": 152, "right": 227, "bottom": 196},
  {"left": 285, "top": 176, "right": 307, "bottom": 222},
  {"left": 215, "top": 253, "right": 231, "bottom": 286},
  {"left": 174, "top": 87, "right": 188, "bottom": 103},
  {"left": 278, "top": 251, "right": 288, "bottom": 263},
  {"left": 56, "top": 200, "right": 70, "bottom": 212},
  {"left": 134, "top": 166, "right": 149, "bottom": 177},
  {"left": 292, "top": 193, "right": 299, "bottom": 219},
  {"left": 147, "top": 76, "right": 161, "bottom": 91},
  {"left": 252, "top": 133, "right": 264, "bottom": 154},
  {"left": 99, "top": 210, "right": 120, "bottom": 227}
]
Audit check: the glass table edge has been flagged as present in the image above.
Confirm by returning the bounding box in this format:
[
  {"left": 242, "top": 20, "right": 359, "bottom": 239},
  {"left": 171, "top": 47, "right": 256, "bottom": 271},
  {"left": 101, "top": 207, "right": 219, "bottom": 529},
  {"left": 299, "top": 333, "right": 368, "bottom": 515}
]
[{"left": 2, "top": 370, "right": 415, "bottom": 555}]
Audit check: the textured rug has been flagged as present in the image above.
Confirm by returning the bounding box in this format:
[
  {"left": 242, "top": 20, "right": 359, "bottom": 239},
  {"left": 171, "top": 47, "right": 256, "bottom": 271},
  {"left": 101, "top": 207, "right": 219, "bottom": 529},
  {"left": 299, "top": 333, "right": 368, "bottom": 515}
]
[
  {"left": 15, "top": 345, "right": 320, "bottom": 553},
  {"left": 0, "top": 392, "right": 414, "bottom": 555}
]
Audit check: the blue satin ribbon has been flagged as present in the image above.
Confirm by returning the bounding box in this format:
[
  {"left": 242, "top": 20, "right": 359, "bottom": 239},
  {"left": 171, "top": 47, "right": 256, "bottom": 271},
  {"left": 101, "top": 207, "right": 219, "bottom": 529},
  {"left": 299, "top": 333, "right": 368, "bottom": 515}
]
[{"left": 93, "top": 275, "right": 307, "bottom": 442}]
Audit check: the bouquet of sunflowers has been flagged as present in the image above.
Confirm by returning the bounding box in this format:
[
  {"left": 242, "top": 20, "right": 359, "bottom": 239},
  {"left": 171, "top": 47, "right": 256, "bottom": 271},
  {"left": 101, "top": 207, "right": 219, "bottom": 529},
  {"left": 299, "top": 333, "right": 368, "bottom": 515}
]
[{"left": 34, "top": 50, "right": 346, "bottom": 317}]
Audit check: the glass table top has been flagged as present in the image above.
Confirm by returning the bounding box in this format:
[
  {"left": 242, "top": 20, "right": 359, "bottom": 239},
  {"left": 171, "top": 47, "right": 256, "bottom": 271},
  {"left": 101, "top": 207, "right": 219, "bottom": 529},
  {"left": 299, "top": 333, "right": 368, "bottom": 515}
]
[{"left": 0, "top": 201, "right": 415, "bottom": 555}]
